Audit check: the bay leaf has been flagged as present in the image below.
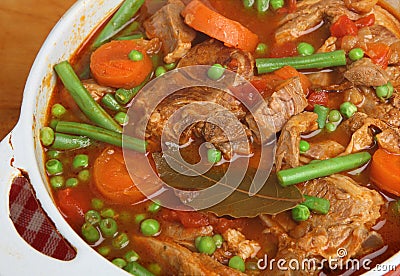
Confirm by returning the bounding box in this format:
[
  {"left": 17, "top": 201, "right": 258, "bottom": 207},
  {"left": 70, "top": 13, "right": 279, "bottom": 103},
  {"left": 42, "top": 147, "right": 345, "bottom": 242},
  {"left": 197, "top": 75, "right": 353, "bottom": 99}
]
[{"left": 153, "top": 153, "right": 303, "bottom": 217}]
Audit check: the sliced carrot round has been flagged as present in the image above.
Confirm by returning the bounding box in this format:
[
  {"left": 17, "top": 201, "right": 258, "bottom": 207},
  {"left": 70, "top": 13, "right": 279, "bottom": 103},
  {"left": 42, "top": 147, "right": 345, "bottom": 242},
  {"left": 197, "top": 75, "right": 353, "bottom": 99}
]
[
  {"left": 93, "top": 147, "right": 149, "bottom": 204},
  {"left": 182, "top": 0, "right": 259, "bottom": 52},
  {"left": 90, "top": 40, "right": 153, "bottom": 89},
  {"left": 370, "top": 149, "right": 400, "bottom": 196}
]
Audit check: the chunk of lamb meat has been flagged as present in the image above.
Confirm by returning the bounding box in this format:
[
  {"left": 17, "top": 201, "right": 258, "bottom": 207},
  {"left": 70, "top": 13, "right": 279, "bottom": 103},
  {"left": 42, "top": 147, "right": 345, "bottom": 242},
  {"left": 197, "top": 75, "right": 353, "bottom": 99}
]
[
  {"left": 144, "top": 0, "right": 196, "bottom": 64},
  {"left": 376, "top": 127, "right": 400, "bottom": 154},
  {"left": 340, "top": 112, "right": 389, "bottom": 154},
  {"left": 246, "top": 77, "right": 309, "bottom": 144},
  {"left": 275, "top": 112, "right": 319, "bottom": 171},
  {"left": 275, "top": 0, "right": 361, "bottom": 43},
  {"left": 81, "top": 79, "right": 115, "bottom": 101},
  {"left": 131, "top": 236, "right": 245, "bottom": 276},
  {"left": 261, "top": 174, "right": 384, "bottom": 275},
  {"left": 302, "top": 140, "right": 345, "bottom": 160},
  {"left": 178, "top": 39, "right": 254, "bottom": 80},
  {"left": 344, "top": 0, "right": 378, "bottom": 13},
  {"left": 344, "top": 58, "right": 390, "bottom": 87},
  {"left": 373, "top": 5, "right": 400, "bottom": 38}
]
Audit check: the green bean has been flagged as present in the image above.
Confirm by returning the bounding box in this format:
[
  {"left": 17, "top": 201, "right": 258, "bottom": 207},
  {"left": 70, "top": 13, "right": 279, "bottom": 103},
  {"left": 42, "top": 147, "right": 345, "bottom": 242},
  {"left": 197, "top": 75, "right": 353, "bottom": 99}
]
[
  {"left": 256, "top": 50, "right": 347, "bottom": 74},
  {"left": 55, "top": 121, "right": 147, "bottom": 153},
  {"left": 291, "top": 205, "right": 310, "bottom": 221},
  {"left": 147, "top": 264, "right": 161, "bottom": 275},
  {"left": 124, "top": 261, "right": 155, "bottom": 276},
  {"left": 116, "top": 21, "right": 140, "bottom": 37},
  {"left": 54, "top": 61, "right": 122, "bottom": 133},
  {"left": 40, "top": 127, "right": 55, "bottom": 146},
  {"left": 164, "top": 62, "right": 176, "bottom": 71},
  {"left": 277, "top": 152, "right": 371, "bottom": 186},
  {"left": 49, "top": 119, "right": 59, "bottom": 130},
  {"left": 114, "top": 112, "right": 129, "bottom": 126},
  {"left": 50, "top": 133, "right": 92, "bottom": 150},
  {"left": 101, "top": 94, "right": 125, "bottom": 112},
  {"left": 301, "top": 195, "right": 330, "bottom": 214},
  {"left": 155, "top": 66, "right": 167, "bottom": 77},
  {"left": 116, "top": 33, "right": 145, "bottom": 40},
  {"left": 243, "top": 0, "right": 255, "bottom": 8},
  {"left": 112, "top": 258, "right": 127, "bottom": 268},
  {"left": 51, "top": 103, "right": 67, "bottom": 118},
  {"left": 314, "top": 104, "right": 330, "bottom": 129},
  {"left": 256, "top": 0, "right": 270, "bottom": 12},
  {"left": 115, "top": 75, "right": 149, "bottom": 105},
  {"left": 92, "top": 0, "right": 145, "bottom": 48}
]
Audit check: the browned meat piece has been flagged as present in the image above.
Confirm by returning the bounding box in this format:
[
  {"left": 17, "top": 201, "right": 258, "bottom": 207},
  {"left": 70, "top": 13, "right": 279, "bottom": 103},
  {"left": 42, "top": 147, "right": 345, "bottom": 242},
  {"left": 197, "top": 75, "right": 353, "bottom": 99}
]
[
  {"left": 386, "top": 65, "right": 400, "bottom": 87},
  {"left": 275, "top": 112, "right": 319, "bottom": 171},
  {"left": 373, "top": 5, "right": 400, "bottom": 38},
  {"left": 246, "top": 77, "right": 309, "bottom": 144},
  {"left": 178, "top": 40, "right": 254, "bottom": 80},
  {"left": 81, "top": 79, "right": 115, "bottom": 102},
  {"left": 144, "top": 0, "right": 196, "bottom": 64},
  {"left": 303, "top": 140, "right": 345, "bottom": 160},
  {"left": 344, "top": 58, "right": 390, "bottom": 87},
  {"left": 343, "top": 86, "right": 365, "bottom": 105},
  {"left": 222, "top": 228, "right": 261, "bottom": 260},
  {"left": 131, "top": 236, "right": 245, "bottom": 276},
  {"left": 389, "top": 41, "right": 400, "bottom": 65},
  {"left": 344, "top": 0, "right": 377, "bottom": 13},
  {"left": 317, "top": 36, "right": 337, "bottom": 53},
  {"left": 341, "top": 112, "right": 389, "bottom": 154},
  {"left": 261, "top": 174, "right": 384, "bottom": 275},
  {"left": 275, "top": 0, "right": 361, "bottom": 43},
  {"left": 376, "top": 127, "right": 400, "bottom": 154}
]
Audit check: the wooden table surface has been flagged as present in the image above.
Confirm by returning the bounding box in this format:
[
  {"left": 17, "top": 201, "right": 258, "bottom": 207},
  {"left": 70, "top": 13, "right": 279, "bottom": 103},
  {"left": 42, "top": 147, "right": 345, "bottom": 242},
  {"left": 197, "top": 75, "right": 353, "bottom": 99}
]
[{"left": 0, "top": 0, "right": 76, "bottom": 140}]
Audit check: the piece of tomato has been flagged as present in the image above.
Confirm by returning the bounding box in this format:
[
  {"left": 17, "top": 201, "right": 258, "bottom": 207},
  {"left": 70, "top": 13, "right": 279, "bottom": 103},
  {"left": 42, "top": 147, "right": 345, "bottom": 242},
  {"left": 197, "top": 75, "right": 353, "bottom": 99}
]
[
  {"left": 365, "top": 42, "right": 391, "bottom": 69},
  {"left": 305, "top": 91, "right": 329, "bottom": 111},
  {"left": 355, "top": 14, "right": 375, "bottom": 28},
  {"left": 330, "top": 15, "right": 358, "bottom": 38},
  {"left": 57, "top": 188, "right": 90, "bottom": 227}
]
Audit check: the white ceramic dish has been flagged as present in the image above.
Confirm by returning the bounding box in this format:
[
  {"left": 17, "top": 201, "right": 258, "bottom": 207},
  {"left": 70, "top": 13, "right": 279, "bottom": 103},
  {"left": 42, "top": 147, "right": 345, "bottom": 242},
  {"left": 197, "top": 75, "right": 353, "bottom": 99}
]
[{"left": 0, "top": 0, "right": 400, "bottom": 275}]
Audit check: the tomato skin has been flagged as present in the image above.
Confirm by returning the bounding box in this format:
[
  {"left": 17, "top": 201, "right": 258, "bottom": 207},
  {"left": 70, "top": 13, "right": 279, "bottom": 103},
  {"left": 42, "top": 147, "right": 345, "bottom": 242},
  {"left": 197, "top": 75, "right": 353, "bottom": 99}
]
[
  {"left": 161, "top": 210, "right": 209, "bottom": 228},
  {"left": 269, "top": 41, "right": 298, "bottom": 58},
  {"left": 305, "top": 91, "right": 329, "bottom": 111},
  {"left": 365, "top": 43, "right": 391, "bottom": 69},
  {"left": 330, "top": 15, "right": 358, "bottom": 38},
  {"left": 57, "top": 188, "right": 90, "bottom": 227},
  {"left": 355, "top": 14, "right": 375, "bottom": 28},
  {"left": 370, "top": 149, "right": 400, "bottom": 196}
]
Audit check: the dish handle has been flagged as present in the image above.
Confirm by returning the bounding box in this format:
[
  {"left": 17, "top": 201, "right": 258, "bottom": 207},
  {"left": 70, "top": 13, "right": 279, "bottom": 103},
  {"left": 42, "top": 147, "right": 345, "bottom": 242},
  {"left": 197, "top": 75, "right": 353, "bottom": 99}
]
[{"left": 0, "top": 129, "right": 125, "bottom": 275}]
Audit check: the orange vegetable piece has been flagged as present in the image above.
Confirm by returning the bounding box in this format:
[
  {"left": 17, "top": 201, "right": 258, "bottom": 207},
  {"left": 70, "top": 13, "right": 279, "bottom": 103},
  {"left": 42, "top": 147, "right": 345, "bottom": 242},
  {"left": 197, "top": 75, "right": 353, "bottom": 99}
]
[
  {"left": 370, "top": 149, "right": 400, "bottom": 196},
  {"left": 93, "top": 147, "right": 158, "bottom": 204},
  {"left": 181, "top": 0, "right": 259, "bottom": 52},
  {"left": 365, "top": 42, "right": 391, "bottom": 69},
  {"left": 90, "top": 40, "right": 153, "bottom": 89},
  {"left": 274, "top": 66, "right": 311, "bottom": 95}
]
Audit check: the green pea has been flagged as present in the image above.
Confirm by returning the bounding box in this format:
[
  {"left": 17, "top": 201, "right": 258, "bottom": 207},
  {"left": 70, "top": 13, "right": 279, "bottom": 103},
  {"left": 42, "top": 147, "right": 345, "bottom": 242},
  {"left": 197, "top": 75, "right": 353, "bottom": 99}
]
[
  {"left": 229, "top": 256, "right": 246, "bottom": 272},
  {"left": 197, "top": 236, "right": 216, "bottom": 255},
  {"left": 255, "top": 43, "right": 267, "bottom": 55},
  {"left": 147, "top": 263, "right": 162, "bottom": 275},
  {"left": 40, "top": 127, "right": 55, "bottom": 146},
  {"left": 85, "top": 210, "right": 101, "bottom": 225},
  {"left": 99, "top": 218, "right": 118, "bottom": 237},
  {"left": 243, "top": 0, "right": 255, "bottom": 8},
  {"left": 207, "top": 64, "right": 225, "bottom": 80},
  {"left": 292, "top": 205, "right": 310, "bottom": 221},
  {"left": 164, "top": 62, "right": 176, "bottom": 71},
  {"left": 91, "top": 198, "right": 104, "bottom": 210},
  {"left": 297, "top": 42, "right": 315, "bottom": 56},
  {"left": 195, "top": 236, "right": 202, "bottom": 249},
  {"left": 328, "top": 109, "right": 342, "bottom": 123},
  {"left": 325, "top": 122, "right": 337, "bottom": 132},
  {"left": 128, "top": 50, "right": 143, "bottom": 61},
  {"left": 213, "top": 234, "right": 224, "bottom": 248},
  {"left": 97, "top": 246, "right": 111, "bottom": 256},
  {"left": 207, "top": 148, "right": 222, "bottom": 163},
  {"left": 112, "top": 232, "right": 129, "bottom": 249},
  {"left": 81, "top": 222, "right": 100, "bottom": 243},
  {"left": 375, "top": 82, "right": 394, "bottom": 101},
  {"left": 348, "top": 48, "right": 364, "bottom": 61},
  {"left": 101, "top": 208, "right": 116, "bottom": 218},
  {"left": 299, "top": 140, "right": 310, "bottom": 153},
  {"left": 155, "top": 66, "right": 167, "bottom": 77},
  {"left": 46, "top": 150, "right": 60, "bottom": 159},
  {"left": 112, "top": 258, "right": 127, "bottom": 268},
  {"left": 124, "top": 250, "right": 140, "bottom": 262},
  {"left": 148, "top": 201, "right": 161, "bottom": 213},
  {"left": 140, "top": 219, "right": 160, "bottom": 236},
  {"left": 340, "top": 101, "right": 357, "bottom": 118},
  {"left": 134, "top": 213, "right": 146, "bottom": 224},
  {"left": 73, "top": 154, "right": 89, "bottom": 169},
  {"left": 270, "top": 0, "right": 284, "bottom": 9},
  {"left": 65, "top": 177, "right": 79, "bottom": 188},
  {"left": 46, "top": 159, "right": 63, "bottom": 175},
  {"left": 78, "top": 169, "right": 90, "bottom": 182},
  {"left": 114, "top": 112, "right": 129, "bottom": 126},
  {"left": 50, "top": 175, "right": 64, "bottom": 189},
  {"left": 51, "top": 103, "right": 67, "bottom": 118}
]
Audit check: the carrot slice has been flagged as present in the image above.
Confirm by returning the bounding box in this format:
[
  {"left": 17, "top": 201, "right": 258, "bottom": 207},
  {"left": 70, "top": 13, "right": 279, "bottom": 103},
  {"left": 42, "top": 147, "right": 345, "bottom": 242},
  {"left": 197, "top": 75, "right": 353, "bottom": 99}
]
[
  {"left": 93, "top": 147, "right": 157, "bottom": 204},
  {"left": 90, "top": 40, "right": 153, "bottom": 89},
  {"left": 274, "top": 65, "right": 311, "bottom": 94},
  {"left": 181, "top": 0, "right": 259, "bottom": 52},
  {"left": 370, "top": 149, "right": 400, "bottom": 196}
]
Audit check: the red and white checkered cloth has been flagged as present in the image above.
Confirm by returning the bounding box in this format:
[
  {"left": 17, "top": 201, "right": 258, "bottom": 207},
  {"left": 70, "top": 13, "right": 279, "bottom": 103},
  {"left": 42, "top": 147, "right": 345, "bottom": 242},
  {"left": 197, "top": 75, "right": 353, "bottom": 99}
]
[{"left": 9, "top": 177, "right": 76, "bottom": 261}]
